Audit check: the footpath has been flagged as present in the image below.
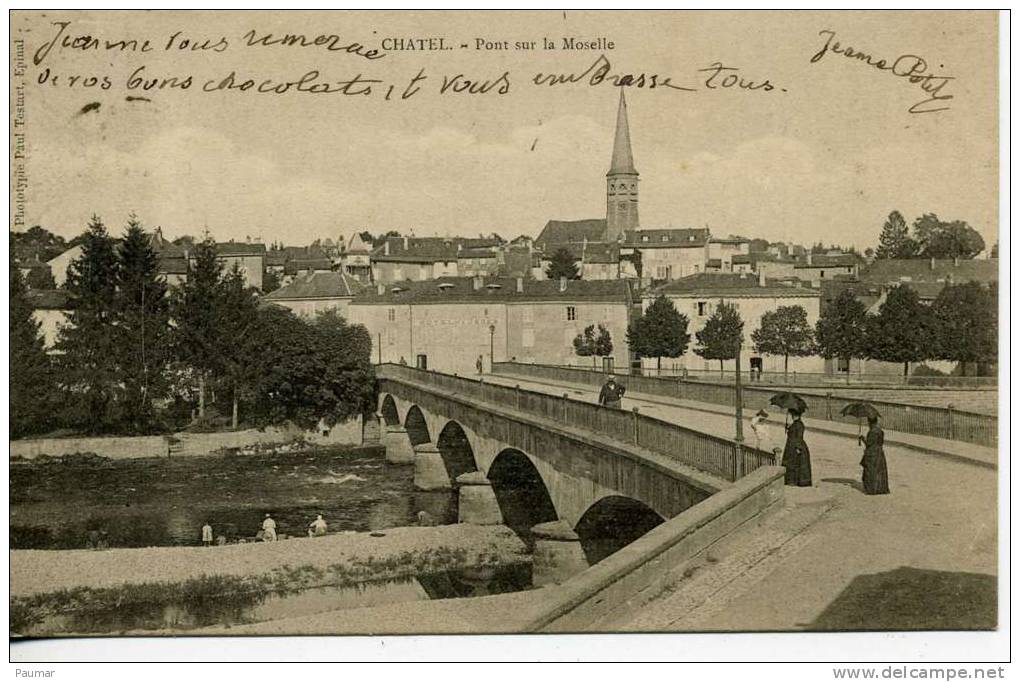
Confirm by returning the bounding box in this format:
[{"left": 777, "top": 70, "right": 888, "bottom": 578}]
[
  {"left": 485, "top": 372, "right": 997, "bottom": 469},
  {"left": 483, "top": 370, "right": 999, "bottom": 631}
]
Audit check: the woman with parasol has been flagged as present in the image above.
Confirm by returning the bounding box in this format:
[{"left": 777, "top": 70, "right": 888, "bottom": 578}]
[
  {"left": 842, "top": 402, "right": 890, "bottom": 495},
  {"left": 771, "top": 392, "right": 812, "bottom": 487}
]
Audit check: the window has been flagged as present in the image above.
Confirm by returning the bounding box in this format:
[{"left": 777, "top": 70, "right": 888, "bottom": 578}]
[
  {"left": 522, "top": 328, "right": 534, "bottom": 348},
  {"left": 660, "top": 235, "right": 669, "bottom": 242},
  {"left": 697, "top": 302, "right": 708, "bottom": 317},
  {"left": 566, "top": 306, "right": 576, "bottom": 321},
  {"left": 387, "top": 308, "right": 396, "bottom": 322},
  {"left": 820, "top": 270, "right": 826, "bottom": 278},
  {"left": 641, "top": 235, "right": 649, "bottom": 242},
  {"left": 522, "top": 306, "right": 534, "bottom": 323}
]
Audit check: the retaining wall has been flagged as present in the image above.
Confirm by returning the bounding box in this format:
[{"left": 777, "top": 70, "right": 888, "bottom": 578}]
[{"left": 9, "top": 417, "right": 363, "bottom": 460}]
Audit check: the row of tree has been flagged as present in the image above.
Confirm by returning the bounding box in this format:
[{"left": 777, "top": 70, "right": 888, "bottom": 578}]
[
  {"left": 10, "top": 216, "right": 376, "bottom": 438},
  {"left": 875, "top": 211, "right": 986, "bottom": 260},
  {"left": 625, "top": 283, "right": 997, "bottom": 377}
]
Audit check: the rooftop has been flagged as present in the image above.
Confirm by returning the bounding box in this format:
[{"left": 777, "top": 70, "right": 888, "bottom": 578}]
[
  {"left": 622, "top": 228, "right": 710, "bottom": 248},
  {"left": 27, "top": 289, "right": 70, "bottom": 310},
  {"left": 795, "top": 253, "right": 860, "bottom": 268},
  {"left": 351, "top": 276, "right": 632, "bottom": 305},
  {"left": 264, "top": 270, "right": 363, "bottom": 301},
  {"left": 860, "top": 257, "right": 998, "bottom": 284},
  {"left": 652, "top": 272, "right": 820, "bottom": 298},
  {"left": 214, "top": 242, "right": 267, "bottom": 257},
  {"left": 535, "top": 219, "right": 607, "bottom": 249},
  {"left": 284, "top": 258, "right": 334, "bottom": 275},
  {"left": 372, "top": 237, "right": 460, "bottom": 263}
]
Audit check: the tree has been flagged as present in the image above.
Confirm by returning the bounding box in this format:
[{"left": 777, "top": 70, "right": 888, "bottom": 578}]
[
  {"left": 263, "top": 267, "right": 282, "bottom": 293},
  {"left": 913, "top": 213, "right": 985, "bottom": 259},
  {"left": 10, "top": 243, "right": 56, "bottom": 437},
  {"left": 694, "top": 302, "right": 744, "bottom": 374},
  {"left": 25, "top": 267, "right": 56, "bottom": 290},
  {"left": 626, "top": 295, "right": 690, "bottom": 371},
  {"left": 114, "top": 216, "right": 172, "bottom": 432},
  {"left": 312, "top": 310, "right": 377, "bottom": 425},
  {"left": 751, "top": 305, "right": 814, "bottom": 376},
  {"left": 876, "top": 210, "right": 917, "bottom": 259},
  {"left": 930, "top": 282, "right": 998, "bottom": 375},
  {"left": 864, "top": 285, "right": 933, "bottom": 377},
  {"left": 573, "top": 324, "right": 614, "bottom": 369},
  {"left": 216, "top": 263, "right": 261, "bottom": 428},
  {"left": 172, "top": 234, "right": 224, "bottom": 418},
  {"left": 12, "top": 225, "right": 68, "bottom": 263},
  {"left": 815, "top": 289, "right": 868, "bottom": 373},
  {"left": 55, "top": 216, "right": 122, "bottom": 432},
  {"left": 545, "top": 247, "right": 580, "bottom": 280}
]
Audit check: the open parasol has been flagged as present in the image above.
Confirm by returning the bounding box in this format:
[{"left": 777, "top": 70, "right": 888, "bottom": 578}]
[
  {"left": 769, "top": 392, "right": 808, "bottom": 414},
  {"left": 840, "top": 402, "right": 881, "bottom": 436}
]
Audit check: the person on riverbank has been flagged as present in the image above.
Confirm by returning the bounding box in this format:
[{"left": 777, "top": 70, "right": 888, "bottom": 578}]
[
  {"left": 859, "top": 416, "right": 891, "bottom": 495},
  {"left": 262, "top": 514, "right": 277, "bottom": 542},
  {"left": 201, "top": 522, "right": 213, "bottom": 547},
  {"left": 598, "top": 376, "right": 625, "bottom": 409},
  {"left": 750, "top": 409, "right": 771, "bottom": 451},
  {"left": 308, "top": 514, "right": 328, "bottom": 537},
  {"left": 782, "top": 409, "right": 812, "bottom": 487}
]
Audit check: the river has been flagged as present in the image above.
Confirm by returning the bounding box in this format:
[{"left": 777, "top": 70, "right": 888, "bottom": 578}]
[{"left": 10, "top": 445, "right": 458, "bottom": 549}]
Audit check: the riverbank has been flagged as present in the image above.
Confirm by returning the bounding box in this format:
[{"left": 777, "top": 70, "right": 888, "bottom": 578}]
[{"left": 11, "top": 524, "right": 529, "bottom": 635}]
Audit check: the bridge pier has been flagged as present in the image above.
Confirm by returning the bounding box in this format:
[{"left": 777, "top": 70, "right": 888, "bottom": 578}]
[
  {"left": 531, "top": 520, "right": 589, "bottom": 587},
  {"left": 382, "top": 425, "right": 415, "bottom": 464},
  {"left": 414, "top": 443, "right": 452, "bottom": 491},
  {"left": 455, "top": 472, "right": 503, "bottom": 525}
]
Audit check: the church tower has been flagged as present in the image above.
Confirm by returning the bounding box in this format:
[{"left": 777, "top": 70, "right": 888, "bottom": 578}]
[{"left": 605, "top": 90, "right": 639, "bottom": 241}]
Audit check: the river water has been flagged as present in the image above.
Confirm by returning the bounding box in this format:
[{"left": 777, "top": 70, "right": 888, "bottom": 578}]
[{"left": 10, "top": 445, "right": 458, "bottom": 549}]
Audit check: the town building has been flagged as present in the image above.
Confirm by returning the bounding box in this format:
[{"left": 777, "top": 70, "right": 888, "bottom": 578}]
[
  {"left": 370, "top": 236, "right": 459, "bottom": 283},
  {"left": 340, "top": 233, "right": 373, "bottom": 282},
  {"left": 646, "top": 272, "right": 823, "bottom": 375},
  {"left": 621, "top": 228, "right": 710, "bottom": 280},
  {"left": 27, "top": 289, "right": 70, "bottom": 350},
  {"left": 457, "top": 248, "right": 500, "bottom": 277},
  {"left": 264, "top": 270, "right": 363, "bottom": 319},
  {"left": 348, "top": 276, "right": 634, "bottom": 375},
  {"left": 707, "top": 237, "right": 752, "bottom": 271},
  {"left": 46, "top": 245, "right": 83, "bottom": 288},
  {"left": 792, "top": 252, "right": 861, "bottom": 286},
  {"left": 195, "top": 241, "right": 266, "bottom": 290}
]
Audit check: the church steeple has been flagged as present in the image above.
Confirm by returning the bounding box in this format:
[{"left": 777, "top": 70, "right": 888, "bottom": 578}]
[{"left": 606, "top": 89, "right": 639, "bottom": 240}]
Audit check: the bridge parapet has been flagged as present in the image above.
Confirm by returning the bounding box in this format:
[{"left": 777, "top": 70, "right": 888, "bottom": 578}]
[{"left": 377, "top": 364, "right": 774, "bottom": 483}]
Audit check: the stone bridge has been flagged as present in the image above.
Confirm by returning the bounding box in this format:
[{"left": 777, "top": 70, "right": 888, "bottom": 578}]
[{"left": 375, "top": 365, "right": 753, "bottom": 572}]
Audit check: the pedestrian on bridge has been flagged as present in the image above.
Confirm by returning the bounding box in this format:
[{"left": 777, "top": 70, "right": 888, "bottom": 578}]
[
  {"left": 782, "top": 409, "right": 812, "bottom": 487},
  {"left": 599, "top": 376, "right": 626, "bottom": 409},
  {"left": 859, "top": 416, "right": 890, "bottom": 495}
]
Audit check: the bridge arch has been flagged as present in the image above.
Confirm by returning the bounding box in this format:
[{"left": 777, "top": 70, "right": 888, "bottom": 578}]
[
  {"left": 379, "top": 394, "right": 400, "bottom": 426},
  {"left": 574, "top": 496, "right": 666, "bottom": 565},
  {"left": 488, "top": 448, "right": 559, "bottom": 541},
  {"left": 404, "top": 405, "right": 431, "bottom": 446},
  {"left": 436, "top": 421, "right": 480, "bottom": 482}
]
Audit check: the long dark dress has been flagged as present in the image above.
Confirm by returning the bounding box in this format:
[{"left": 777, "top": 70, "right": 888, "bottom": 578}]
[
  {"left": 860, "top": 424, "right": 891, "bottom": 495},
  {"left": 782, "top": 418, "right": 812, "bottom": 486}
]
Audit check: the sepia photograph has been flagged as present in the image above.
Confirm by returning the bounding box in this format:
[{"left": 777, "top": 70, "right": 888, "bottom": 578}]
[{"left": 7, "top": 8, "right": 1006, "bottom": 665}]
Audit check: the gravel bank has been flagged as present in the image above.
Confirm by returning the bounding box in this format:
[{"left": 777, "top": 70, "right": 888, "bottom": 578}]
[{"left": 11, "top": 524, "right": 528, "bottom": 599}]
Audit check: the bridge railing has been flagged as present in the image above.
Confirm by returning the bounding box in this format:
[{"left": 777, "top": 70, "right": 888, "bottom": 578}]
[
  {"left": 377, "top": 364, "right": 773, "bottom": 482},
  {"left": 491, "top": 361, "right": 998, "bottom": 448}
]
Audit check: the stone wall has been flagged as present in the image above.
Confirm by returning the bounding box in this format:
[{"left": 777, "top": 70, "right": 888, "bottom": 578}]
[{"left": 9, "top": 417, "right": 363, "bottom": 460}]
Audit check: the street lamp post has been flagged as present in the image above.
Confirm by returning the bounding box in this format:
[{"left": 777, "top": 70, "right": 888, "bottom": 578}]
[
  {"left": 734, "top": 345, "right": 745, "bottom": 480},
  {"left": 489, "top": 323, "right": 496, "bottom": 373}
]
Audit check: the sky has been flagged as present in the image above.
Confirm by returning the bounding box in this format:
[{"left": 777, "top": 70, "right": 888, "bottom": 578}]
[{"left": 11, "top": 10, "right": 999, "bottom": 251}]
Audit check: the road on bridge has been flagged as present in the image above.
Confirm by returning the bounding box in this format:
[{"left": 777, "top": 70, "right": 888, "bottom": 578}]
[{"left": 486, "top": 371, "right": 999, "bottom": 631}]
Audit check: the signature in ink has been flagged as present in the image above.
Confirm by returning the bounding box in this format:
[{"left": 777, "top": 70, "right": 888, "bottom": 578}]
[{"left": 810, "top": 29, "right": 954, "bottom": 114}]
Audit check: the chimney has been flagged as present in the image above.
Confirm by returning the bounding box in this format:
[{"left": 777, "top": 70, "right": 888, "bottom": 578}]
[
  {"left": 377, "top": 283, "right": 385, "bottom": 295},
  {"left": 473, "top": 276, "right": 483, "bottom": 290},
  {"left": 403, "top": 236, "right": 409, "bottom": 250},
  {"left": 930, "top": 257, "right": 935, "bottom": 271},
  {"left": 758, "top": 269, "right": 766, "bottom": 288},
  {"left": 516, "top": 277, "right": 524, "bottom": 293},
  {"left": 559, "top": 277, "right": 567, "bottom": 292},
  {"left": 953, "top": 256, "right": 960, "bottom": 267},
  {"left": 806, "top": 253, "right": 813, "bottom": 266},
  {"left": 384, "top": 241, "right": 390, "bottom": 256}
]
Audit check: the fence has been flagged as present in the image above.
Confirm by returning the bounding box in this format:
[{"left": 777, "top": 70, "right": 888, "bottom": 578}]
[
  {"left": 493, "top": 362, "right": 998, "bottom": 448},
  {"left": 547, "top": 363, "right": 998, "bottom": 388},
  {"left": 377, "top": 364, "right": 774, "bottom": 483}
]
